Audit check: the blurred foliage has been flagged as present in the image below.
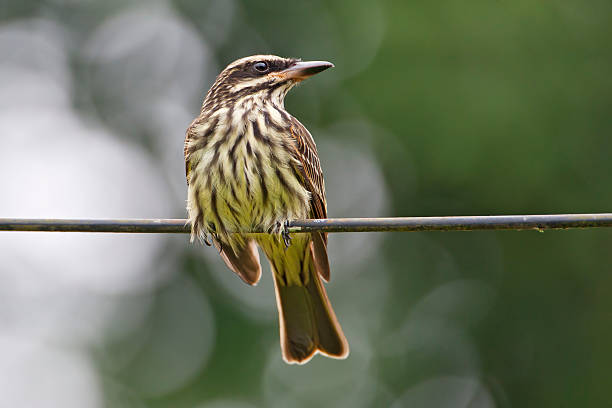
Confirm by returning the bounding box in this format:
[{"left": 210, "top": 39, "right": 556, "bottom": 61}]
[{"left": 2, "top": 0, "right": 612, "bottom": 407}]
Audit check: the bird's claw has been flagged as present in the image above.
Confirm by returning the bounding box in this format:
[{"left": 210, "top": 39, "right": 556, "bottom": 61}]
[
  {"left": 269, "top": 221, "right": 292, "bottom": 249},
  {"left": 282, "top": 220, "right": 292, "bottom": 250}
]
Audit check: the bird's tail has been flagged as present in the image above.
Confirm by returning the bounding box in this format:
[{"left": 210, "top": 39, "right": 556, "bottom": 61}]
[{"left": 267, "top": 239, "right": 349, "bottom": 364}]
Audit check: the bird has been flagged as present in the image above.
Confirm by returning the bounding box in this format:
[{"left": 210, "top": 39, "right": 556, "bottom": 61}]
[{"left": 184, "top": 55, "right": 348, "bottom": 364}]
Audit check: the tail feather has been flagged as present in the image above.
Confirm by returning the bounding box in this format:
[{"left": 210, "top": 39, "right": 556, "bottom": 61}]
[
  {"left": 304, "top": 270, "right": 347, "bottom": 357},
  {"left": 272, "top": 246, "right": 348, "bottom": 364}
]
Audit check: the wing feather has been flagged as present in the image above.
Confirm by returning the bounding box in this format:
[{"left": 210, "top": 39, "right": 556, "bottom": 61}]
[
  {"left": 289, "top": 118, "right": 327, "bottom": 221},
  {"left": 288, "top": 118, "right": 331, "bottom": 281}
]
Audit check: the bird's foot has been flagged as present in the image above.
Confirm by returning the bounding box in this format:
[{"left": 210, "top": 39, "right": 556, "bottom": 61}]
[
  {"left": 281, "top": 220, "right": 292, "bottom": 250},
  {"left": 270, "top": 220, "right": 292, "bottom": 249},
  {"left": 195, "top": 229, "right": 213, "bottom": 246}
]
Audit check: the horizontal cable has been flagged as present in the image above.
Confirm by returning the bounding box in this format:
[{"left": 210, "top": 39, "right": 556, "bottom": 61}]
[{"left": 0, "top": 213, "right": 611, "bottom": 234}]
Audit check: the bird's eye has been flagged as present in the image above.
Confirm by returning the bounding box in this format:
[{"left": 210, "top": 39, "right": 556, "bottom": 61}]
[{"left": 253, "top": 62, "right": 268, "bottom": 73}]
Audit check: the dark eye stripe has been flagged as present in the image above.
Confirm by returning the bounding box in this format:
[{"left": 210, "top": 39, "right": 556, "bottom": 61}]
[{"left": 224, "top": 58, "right": 299, "bottom": 84}]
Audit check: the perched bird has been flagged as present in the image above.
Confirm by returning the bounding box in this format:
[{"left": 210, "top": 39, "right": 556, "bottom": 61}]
[{"left": 184, "top": 55, "right": 348, "bottom": 364}]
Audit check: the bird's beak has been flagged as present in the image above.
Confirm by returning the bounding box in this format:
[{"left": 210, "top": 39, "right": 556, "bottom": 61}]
[{"left": 277, "top": 60, "right": 334, "bottom": 81}]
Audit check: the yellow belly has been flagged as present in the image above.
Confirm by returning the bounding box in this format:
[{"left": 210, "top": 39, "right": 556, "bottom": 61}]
[{"left": 186, "top": 120, "right": 310, "bottom": 242}]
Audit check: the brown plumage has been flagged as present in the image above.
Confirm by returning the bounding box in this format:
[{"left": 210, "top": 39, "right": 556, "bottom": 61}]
[{"left": 184, "top": 55, "right": 348, "bottom": 364}]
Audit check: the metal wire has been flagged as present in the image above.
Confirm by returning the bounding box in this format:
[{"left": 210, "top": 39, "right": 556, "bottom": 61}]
[{"left": 1, "top": 213, "right": 611, "bottom": 234}]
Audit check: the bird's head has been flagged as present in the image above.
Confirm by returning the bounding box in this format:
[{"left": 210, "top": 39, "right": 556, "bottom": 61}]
[{"left": 202, "top": 55, "right": 333, "bottom": 110}]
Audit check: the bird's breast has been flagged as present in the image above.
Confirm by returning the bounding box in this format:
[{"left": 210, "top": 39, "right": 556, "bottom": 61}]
[{"left": 186, "top": 106, "right": 311, "bottom": 235}]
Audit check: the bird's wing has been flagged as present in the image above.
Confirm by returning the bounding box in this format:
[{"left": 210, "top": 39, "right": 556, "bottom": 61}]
[
  {"left": 289, "top": 118, "right": 327, "bottom": 220},
  {"left": 289, "top": 118, "right": 331, "bottom": 281}
]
